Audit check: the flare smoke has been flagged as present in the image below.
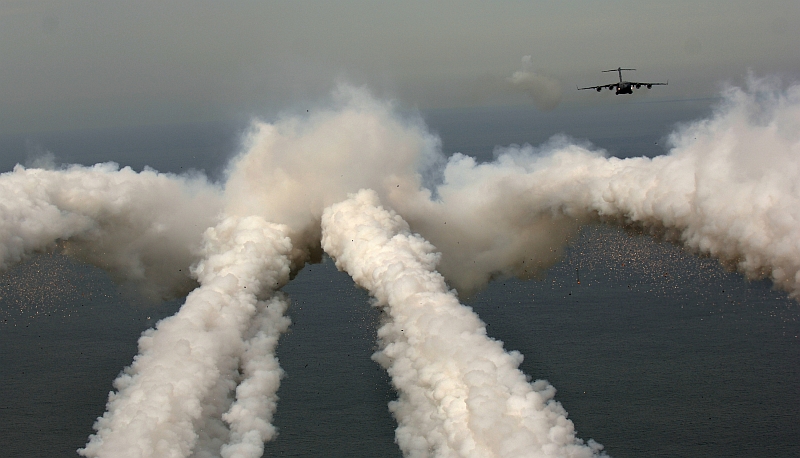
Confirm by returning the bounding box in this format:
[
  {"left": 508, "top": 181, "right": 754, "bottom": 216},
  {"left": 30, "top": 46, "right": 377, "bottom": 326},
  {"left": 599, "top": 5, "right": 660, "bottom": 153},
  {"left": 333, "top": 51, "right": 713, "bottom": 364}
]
[
  {"left": 322, "top": 189, "right": 604, "bottom": 457},
  {"left": 403, "top": 76, "right": 800, "bottom": 297},
  {"left": 0, "top": 75, "right": 798, "bottom": 457},
  {"left": 79, "top": 216, "right": 292, "bottom": 458}
]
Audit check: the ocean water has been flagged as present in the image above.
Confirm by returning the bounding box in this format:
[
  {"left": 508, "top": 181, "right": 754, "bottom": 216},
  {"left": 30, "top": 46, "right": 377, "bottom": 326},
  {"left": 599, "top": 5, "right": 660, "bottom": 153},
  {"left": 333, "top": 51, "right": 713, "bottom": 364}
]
[
  {"left": 468, "top": 226, "right": 800, "bottom": 458},
  {"left": 1, "top": 101, "right": 798, "bottom": 457}
]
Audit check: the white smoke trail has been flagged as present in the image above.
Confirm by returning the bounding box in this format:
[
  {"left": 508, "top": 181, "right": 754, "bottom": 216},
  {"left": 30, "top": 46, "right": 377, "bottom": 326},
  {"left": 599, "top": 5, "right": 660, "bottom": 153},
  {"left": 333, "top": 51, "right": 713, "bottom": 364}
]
[
  {"left": 321, "top": 189, "right": 605, "bottom": 458},
  {"left": 220, "top": 293, "right": 290, "bottom": 458},
  {"left": 0, "top": 163, "right": 221, "bottom": 298},
  {"left": 79, "top": 216, "right": 292, "bottom": 458},
  {"left": 0, "top": 160, "right": 294, "bottom": 456},
  {"left": 398, "top": 76, "right": 800, "bottom": 297},
  {"left": 62, "top": 87, "right": 437, "bottom": 458}
]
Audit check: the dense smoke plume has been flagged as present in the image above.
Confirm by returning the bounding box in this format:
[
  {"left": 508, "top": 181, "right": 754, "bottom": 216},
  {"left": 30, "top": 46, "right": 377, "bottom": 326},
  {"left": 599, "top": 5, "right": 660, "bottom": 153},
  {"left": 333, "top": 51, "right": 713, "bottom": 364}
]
[
  {"left": 406, "top": 76, "right": 800, "bottom": 297},
  {"left": 322, "top": 189, "right": 604, "bottom": 457},
  {"left": 0, "top": 163, "right": 221, "bottom": 298},
  {"left": 79, "top": 217, "right": 293, "bottom": 458},
  {"left": 223, "top": 85, "right": 442, "bottom": 267},
  {"left": 1, "top": 75, "right": 798, "bottom": 457}
]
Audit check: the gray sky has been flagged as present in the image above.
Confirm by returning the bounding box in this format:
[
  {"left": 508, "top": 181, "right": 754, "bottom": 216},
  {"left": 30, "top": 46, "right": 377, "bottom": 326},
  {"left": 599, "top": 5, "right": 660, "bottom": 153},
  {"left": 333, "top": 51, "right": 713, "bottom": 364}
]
[{"left": 1, "top": 0, "right": 798, "bottom": 135}]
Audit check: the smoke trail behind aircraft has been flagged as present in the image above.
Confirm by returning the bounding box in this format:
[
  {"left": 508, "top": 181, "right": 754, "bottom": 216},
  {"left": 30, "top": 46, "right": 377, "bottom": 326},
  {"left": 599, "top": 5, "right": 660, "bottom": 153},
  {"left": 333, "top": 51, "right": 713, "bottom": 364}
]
[
  {"left": 2, "top": 75, "right": 799, "bottom": 457},
  {"left": 398, "top": 76, "right": 800, "bottom": 298},
  {"left": 321, "top": 189, "right": 605, "bottom": 458},
  {"left": 79, "top": 216, "right": 293, "bottom": 458}
]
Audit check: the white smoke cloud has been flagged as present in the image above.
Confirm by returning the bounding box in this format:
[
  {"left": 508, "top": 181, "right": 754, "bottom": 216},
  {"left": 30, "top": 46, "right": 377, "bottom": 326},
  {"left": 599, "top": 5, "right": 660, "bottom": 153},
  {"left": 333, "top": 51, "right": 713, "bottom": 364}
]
[
  {"left": 0, "top": 161, "right": 291, "bottom": 457},
  {"left": 223, "top": 85, "right": 583, "bottom": 296},
  {"left": 79, "top": 216, "right": 293, "bottom": 458},
  {"left": 223, "top": 85, "right": 442, "bottom": 268},
  {"left": 411, "top": 76, "right": 800, "bottom": 297},
  {"left": 388, "top": 139, "right": 588, "bottom": 295},
  {"left": 321, "top": 189, "right": 605, "bottom": 457},
  {"left": 507, "top": 56, "right": 562, "bottom": 111},
  {"left": 2, "top": 76, "right": 799, "bottom": 457},
  {"left": 219, "top": 291, "right": 291, "bottom": 458},
  {"left": 0, "top": 163, "right": 222, "bottom": 298}
]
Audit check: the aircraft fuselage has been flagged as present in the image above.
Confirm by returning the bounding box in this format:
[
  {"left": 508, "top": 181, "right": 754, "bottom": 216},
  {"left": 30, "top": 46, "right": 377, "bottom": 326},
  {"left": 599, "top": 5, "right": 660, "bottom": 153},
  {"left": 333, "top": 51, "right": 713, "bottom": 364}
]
[{"left": 616, "top": 82, "right": 633, "bottom": 95}]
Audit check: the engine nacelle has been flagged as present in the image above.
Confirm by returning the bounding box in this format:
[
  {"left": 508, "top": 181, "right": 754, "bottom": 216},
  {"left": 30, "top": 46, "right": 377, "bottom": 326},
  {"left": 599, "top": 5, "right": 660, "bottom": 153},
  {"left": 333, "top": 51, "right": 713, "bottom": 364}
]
[
  {"left": 635, "top": 84, "right": 641, "bottom": 89},
  {"left": 647, "top": 84, "right": 652, "bottom": 89},
  {"left": 608, "top": 86, "right": 614, "bottom": 91},
  {"left": 596, "top": 87, "right": 601, "bottom": 92}
]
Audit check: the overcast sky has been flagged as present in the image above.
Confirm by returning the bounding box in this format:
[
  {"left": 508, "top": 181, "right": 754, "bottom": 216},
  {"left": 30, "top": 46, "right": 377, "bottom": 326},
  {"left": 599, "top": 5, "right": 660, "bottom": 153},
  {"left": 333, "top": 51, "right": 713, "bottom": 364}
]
[{"left": 1, "top": 0, "right": 798, "bottom": 135}]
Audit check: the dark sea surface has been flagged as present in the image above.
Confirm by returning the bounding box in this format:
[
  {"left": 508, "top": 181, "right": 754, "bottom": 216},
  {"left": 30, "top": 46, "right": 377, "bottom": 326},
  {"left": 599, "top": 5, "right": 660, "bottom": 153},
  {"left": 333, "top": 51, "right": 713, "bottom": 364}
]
[{"left": 1, "top": 101, "right": 798, "bottom": 457}]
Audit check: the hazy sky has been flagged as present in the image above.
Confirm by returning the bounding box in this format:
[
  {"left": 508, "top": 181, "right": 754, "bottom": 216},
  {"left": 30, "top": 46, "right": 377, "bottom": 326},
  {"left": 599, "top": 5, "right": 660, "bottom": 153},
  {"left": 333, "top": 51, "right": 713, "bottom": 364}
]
[{"left": 1, "top": 0, "right": 798, "bottom": 135}]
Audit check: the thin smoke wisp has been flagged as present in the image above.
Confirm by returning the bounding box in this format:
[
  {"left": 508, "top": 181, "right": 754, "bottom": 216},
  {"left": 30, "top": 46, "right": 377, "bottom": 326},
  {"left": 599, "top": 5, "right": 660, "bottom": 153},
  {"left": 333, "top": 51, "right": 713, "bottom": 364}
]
[{"left": 507, "top": 56, "right": 562, "bottom": 111}]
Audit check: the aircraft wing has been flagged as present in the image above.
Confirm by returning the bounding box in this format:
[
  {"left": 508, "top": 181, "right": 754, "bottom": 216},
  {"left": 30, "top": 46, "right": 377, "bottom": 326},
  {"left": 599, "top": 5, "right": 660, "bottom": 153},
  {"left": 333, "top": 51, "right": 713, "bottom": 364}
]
[{"left": 576, "top": 84, "right": 616, "bottom": 91}]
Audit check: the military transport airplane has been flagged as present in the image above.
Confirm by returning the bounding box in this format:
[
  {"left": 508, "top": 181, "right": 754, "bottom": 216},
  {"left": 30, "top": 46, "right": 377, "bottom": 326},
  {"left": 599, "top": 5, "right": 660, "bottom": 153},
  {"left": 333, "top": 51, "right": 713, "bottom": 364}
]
[{"left": 578, "top": 67, "right": 667, "bottom": 95}]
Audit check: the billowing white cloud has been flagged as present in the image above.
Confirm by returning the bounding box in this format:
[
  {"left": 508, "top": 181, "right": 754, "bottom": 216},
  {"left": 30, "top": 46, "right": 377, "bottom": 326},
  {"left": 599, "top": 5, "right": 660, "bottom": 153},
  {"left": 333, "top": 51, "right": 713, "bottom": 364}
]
[{"left": 322, "top": 189, "right": 605, "bottom": 457}]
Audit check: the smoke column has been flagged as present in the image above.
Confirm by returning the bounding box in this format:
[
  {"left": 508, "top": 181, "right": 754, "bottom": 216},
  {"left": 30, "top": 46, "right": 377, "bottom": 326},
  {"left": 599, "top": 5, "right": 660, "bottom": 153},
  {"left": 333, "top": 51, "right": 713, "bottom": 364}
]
[
  {"left": 321, "top": 189, "right": 605, "bottom": 458},
  {"left": 79, "top": 217, "right": 292, "bottom": 458}
]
